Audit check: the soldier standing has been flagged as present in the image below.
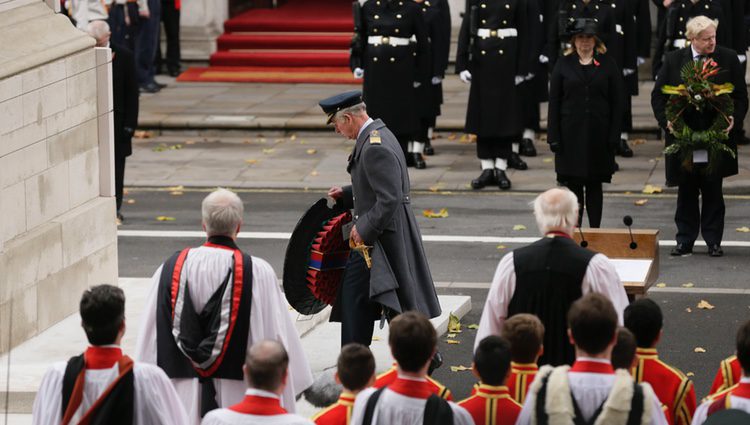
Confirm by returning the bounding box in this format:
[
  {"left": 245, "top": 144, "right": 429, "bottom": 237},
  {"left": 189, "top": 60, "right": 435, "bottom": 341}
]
[
  {"left": 351, "top": 0, "right": 430, "bottom": 165},
  {"left": 608, "top": 0, "right": 638, "bottom": 157},
  {"left": 518, "top": 0, "right": 547, "bottom": 158},
  {"left": 456, "top": 0, "right": 530, "bottom": 190}
]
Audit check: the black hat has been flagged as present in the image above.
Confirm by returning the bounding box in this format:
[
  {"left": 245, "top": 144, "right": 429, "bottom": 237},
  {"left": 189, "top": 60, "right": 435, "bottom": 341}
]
[
  {"left": 566, "top": 18, "right": 598, "bottom": 38},
  {"left": 703, "top": 410, "right": 750, "bottom": 425},
  {"left": 319, "top": 90, "right": 363, "bottom": 124}
]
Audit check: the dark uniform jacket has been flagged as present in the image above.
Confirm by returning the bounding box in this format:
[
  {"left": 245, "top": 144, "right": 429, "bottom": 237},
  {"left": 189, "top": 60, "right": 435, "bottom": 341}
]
[
  {"left": 111, "top": 43, "right": 139, "bottom": 158},
  {"left": 415, "top": 0, "right": 451, "bottom": 119},
  {"left": 337, "top": 119, "right": 441, "bottom": 319},
  {"left": 651, "top": 45, "right": 748, "bottom": 185},
  {"left": 608, "top": 0, "right": 638, "bottom": 94},
  {"left": 548, "top": 53, "right": 624, "bottom": 182},
  {"left": 549, "top": 0, "right": 617, "bottom": 66},
  {"left": 351, "top": 0, "right": 430, "bottom": 137},
  {"left": 456, "top": 0, "right": 529, "bottom": 138}
]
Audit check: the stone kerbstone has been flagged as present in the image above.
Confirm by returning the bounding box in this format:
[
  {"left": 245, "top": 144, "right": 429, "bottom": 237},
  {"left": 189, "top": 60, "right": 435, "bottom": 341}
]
[
  {"left": 0, "top": 140, "right": 47, "bottom": 189},
  {"left": 0, "top": 182, "right": 26, "bottom": 244},
  {"left": 47, "top": 118, "right": 98, "bottom": 166},
  {"left": 24, "top": 161, "right": 69, "bottom": 230},
  {"left": 67, "top": 68, "right": 96, "bottom": 109},
  {"left": 0, "top": 120, "right": 46, "bottom": 158},
  {"left": 68, "top": 149, "right": 99, "bottom": 208},
  {"left": 65, "top": 49, "right": 96, "bottom": 77},
  {"left": 54, "top": 197, "right": 116, "bottom": 268},
  {"left": 0, "top": 222, "right": 63, "bottom": 298}
]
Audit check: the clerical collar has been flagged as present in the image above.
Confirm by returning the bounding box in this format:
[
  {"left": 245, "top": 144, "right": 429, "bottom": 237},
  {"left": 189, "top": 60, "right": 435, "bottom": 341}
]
[
  {"left": 546, "top": 231, "right": 572, "bottom": 239},
  {"left": 85, "top": 345, "right": 124, "bottom": 369},
  {"left": 245, "top": 388, "right": 280, "bottom": 399},
  {"left": 396, "top": 372, "right": 428, "bottom": 382},
  {"left": 357, "top": 117, "right": 375, "bottom": 140},
  {"left": 205, "top": 235, "right": 240, "bottom": 251}
]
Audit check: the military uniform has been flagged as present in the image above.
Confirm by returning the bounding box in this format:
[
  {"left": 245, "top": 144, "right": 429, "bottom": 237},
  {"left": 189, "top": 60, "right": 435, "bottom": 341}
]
[
  {"left": 458, "top": 384, "right": 522, "bottom": 425},
  {"left": 506, "top": 362, "right": 538, "bottom": 405},
  {"left": 632, "top": 348, "right": 697, "bottom": 425},
  {"left": 351, "top": 0, "right": 430, "bottom": 157},
  {"left": 709, "top": 355, "right": 742, "bottom": 396},
  {"left": 312, "top": 392, "right": 356, "bottom": 425},
  {"left": 374, "top": 364, "right": 452, "bottom": 399},
  {"left": 518, "top": 0, "right": 548, "bottom": 157},
  {"left": 456, "top": 0, "right": 530, "bottom": 189}
]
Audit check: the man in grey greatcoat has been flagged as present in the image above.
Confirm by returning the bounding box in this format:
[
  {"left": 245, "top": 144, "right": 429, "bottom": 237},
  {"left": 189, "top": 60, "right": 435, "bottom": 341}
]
[{"left": 320, "top": 90, "right": 442, "bottom": 349}]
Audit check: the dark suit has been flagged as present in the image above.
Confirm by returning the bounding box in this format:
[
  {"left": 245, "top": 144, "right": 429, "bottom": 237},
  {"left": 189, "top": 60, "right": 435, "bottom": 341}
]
[
  {"left": 331, "top": 119, "right": 441, "bottom": 346},
  {"left": 111, "top": 43, "right": 139, "bottom": 212},
  {"left": 651, "top": 45, "right": 748, "bottom": 247}
]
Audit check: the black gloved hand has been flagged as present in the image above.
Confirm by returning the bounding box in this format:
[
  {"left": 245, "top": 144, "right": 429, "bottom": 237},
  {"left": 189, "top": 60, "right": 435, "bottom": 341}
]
[{"left": 549, "top": 142, "right": 562, "bottom": 154}]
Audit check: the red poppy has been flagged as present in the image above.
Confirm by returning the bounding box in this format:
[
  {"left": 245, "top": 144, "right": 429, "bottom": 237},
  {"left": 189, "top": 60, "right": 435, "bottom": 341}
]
[{"left": 593, "top": 59, "right": 600, "bottom": 67}]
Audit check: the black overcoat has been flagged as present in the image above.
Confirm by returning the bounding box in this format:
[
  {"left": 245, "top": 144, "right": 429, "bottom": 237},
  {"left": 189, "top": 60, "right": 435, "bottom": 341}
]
[
  {"left": 456, "top": 0, "right": 529, "bottom": 138},
  {"left": 548, "top": 53, "right": 624, "bottom": 181},
  {"left": 607, "top": 0, "right": 638, "bottom": 95},
  {"left": 651, "top": 46, "right": 748, "bottom": 185},
  {"left": 415, "top": 0, "right": 451, "bottom": 119},
  {"left": 351, "top": 0, "right": 430, "bottom": 136},
  {"left": 111, "top": 43, "right": 139, "bottom": 158}
]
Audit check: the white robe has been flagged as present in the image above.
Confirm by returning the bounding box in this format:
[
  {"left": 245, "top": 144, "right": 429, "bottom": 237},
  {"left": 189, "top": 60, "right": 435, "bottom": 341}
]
[
  {"left": 475, "top": 251, "right": 629, "bottom": 351},
  {"left": 32, "top": 360, "right": 188, "bottom": 425},
  {"left": 136, "top": 247, "right": 313, "bottom": 424},
  {"left": 200, "top": 389, "right": 315, "bottom": 425},
  {"left": 691, "top": 377, "right": 750, "bottom": 425},
  {"left": 350, "top": 378, "right": 475, "bottom": 425}
]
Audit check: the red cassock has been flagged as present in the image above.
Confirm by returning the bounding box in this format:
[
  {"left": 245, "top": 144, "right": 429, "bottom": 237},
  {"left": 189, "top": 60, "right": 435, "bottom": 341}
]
[
  {"left": 709, "top": 355, "right": 741, "bottom": 396},
  {"left": 457, "top": 384, "right": 521, "bottom": 425},
  {"left": 632, "top": 348, "right": 696, "bottom": 425},
  {"left": 312, "top": 392, "right": 355, "bottom": 425},
  {"left": 505, "top": 362, "right": 538, "bottom": 405},
  {"left": 374, "top": 365, "right": 452, "bottom": 400}
]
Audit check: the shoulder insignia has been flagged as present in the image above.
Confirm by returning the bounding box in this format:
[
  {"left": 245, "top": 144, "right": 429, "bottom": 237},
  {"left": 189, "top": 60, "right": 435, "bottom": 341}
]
[{"left": 370, "top": 129, "right": 381, "bottom": 144}]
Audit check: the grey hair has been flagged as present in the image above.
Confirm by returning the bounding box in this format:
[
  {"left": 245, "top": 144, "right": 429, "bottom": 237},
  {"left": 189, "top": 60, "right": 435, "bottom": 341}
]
[
  {"left": 532, "top": 188, "right": 579, "bottom": 235},
  {"left": 333, "top": 102, "right": 367, "bottom": 122},
  {"left": 201, "top": 188, "right": 244, "bottom": 237},
  {"left": 86, "top": 20, "right": 110, "bottom": 43},
  {"left": 685, "top": 16, "right": 718, "bottom": 40}
]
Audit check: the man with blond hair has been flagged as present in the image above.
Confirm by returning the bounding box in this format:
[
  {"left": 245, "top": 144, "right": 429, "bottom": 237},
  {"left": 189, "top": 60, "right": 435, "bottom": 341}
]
[
  {"left": 475, "top": 187, "right": 628, "bottom": 366},
  {"left": 136, "top": 188, "right": 313, "bottom": 424},
  {"left": 652, "top": 15, "right": 748, "bottom": 258}
]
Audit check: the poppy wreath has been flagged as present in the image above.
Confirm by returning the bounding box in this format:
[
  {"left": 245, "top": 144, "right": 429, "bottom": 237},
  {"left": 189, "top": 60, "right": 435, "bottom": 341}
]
[{"left": 661, "top": 58, "right": 735, "bottom": 172}]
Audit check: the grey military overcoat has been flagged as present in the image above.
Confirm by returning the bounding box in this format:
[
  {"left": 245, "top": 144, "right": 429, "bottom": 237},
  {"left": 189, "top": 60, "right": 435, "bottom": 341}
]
[{"left": 335, "top": 119, "right": 441, "bottom": 320}]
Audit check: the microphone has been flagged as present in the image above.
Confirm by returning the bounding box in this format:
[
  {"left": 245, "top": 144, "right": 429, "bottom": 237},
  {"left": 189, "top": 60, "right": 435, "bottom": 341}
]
[
  {"left": 578, "top": 226, "right": 588, "bottom": 248},
  {"left": 623, "top": 215, "right": 637, "bottom": 250}
]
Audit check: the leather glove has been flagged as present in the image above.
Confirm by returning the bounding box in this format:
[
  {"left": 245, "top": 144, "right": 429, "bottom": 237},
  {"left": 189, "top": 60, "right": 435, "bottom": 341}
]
[
  {"left": 637, "top": 56, "right": 646, "bottom": 66},
  {"left": 514, "top": 75, "right": 525, "bottom": 85},
  {"left": 459, "top": 70, "right": 472, "bottom": 83},
  {"left": 413, "top": 81, "right": 421, "bottom": 88},
  {"left": 549, "top": 142, "right": 561, "bottom": 153},
  {"left": 539, "top": 54, "right": 549, "bottom": 64},
  {"left": 353, "top": 67, "right": 364, "bottom": 79},
  {"left": 623, "top": 68, "right": 636, "bottom": 76},
  {"left": 431, "top": 76, "right": 443, "bottom": 85}
]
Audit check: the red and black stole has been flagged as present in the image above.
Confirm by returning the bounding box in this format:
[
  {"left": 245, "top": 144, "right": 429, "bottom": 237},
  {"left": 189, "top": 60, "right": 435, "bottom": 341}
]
[
  {"left": 61, "top": 347, "right": 134, "bottom": 425},
  {"left": 156, "top": 235, "right": 253, "bottom": 417}
]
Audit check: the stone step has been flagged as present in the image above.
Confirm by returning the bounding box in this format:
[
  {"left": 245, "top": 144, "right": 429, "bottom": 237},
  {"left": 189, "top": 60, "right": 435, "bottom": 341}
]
[{"left": 0, "top": 278, "right": 471, "bottom": 416}]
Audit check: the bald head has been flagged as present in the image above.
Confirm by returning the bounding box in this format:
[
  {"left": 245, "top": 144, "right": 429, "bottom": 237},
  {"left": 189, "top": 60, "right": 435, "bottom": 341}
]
[
  {"left": 533, "top": 188, "right": 579, "bottom": 235},
  {"left": 86, "top": 20, "right": 110, "bottom": 47},
  {"left": 245, "top": 340, "right": 289, "bottom": 393}
]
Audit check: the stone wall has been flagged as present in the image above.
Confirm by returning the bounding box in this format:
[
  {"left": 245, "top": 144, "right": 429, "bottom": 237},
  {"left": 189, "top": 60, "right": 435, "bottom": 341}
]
[{"left": 0, "top": 1, "right": 118, "bottom": 353}]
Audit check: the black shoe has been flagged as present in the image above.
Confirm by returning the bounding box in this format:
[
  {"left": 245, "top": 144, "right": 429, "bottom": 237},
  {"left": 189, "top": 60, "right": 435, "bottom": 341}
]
[
  {"left": 412, "top": 152, "right": 426, "bottom": 169},
  {"left": 508, "top": 152, "right": 528, "bottom": 170},
  {"left": 618, "top": 139, "right": 634, "bottom": 157},
  {"left": 520, "top": 138, "right": 537, "bottom": 157},
  {"left": 155, "top": 81, "right": 167, "bottom": 89},
  {"left": 428, "top": 351, "right": 443, "bottom": 375},
  {"left": 471, "top": 169, "right": 496, "bottom": 189},
  {"left": 739, "top": 135, "right": 750, "bottom": 146},
  {"left": 670, "top": 243, "right": 693, "bottom": 256},
  {"left": 168, "top": 68, "right": 181, "bottom": 77},
  {"left": 424, "top": 139, "right": 435, "bottom": 156},
  {"left": 139, "top": 82, "right": 161, "bottom": 93},
  {"left": 708, "top": 244, "right": 724, "bottom": 257},
  {"left": 496, "top": 169, "right": 511, "bottom": 190},
  {"left": 405, "top": 152, "right": 415, "bottom": 167},
  {"left": 614, "top": 161, "right": 620, "bottom": 172}
]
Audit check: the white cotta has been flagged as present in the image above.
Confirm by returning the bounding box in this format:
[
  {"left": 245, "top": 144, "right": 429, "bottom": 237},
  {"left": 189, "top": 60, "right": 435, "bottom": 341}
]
[
  {"left": 136, "top": 246, "right": 313, "bottom": 425},
  {"left": 691, "top": 377, "right": 750, "bottom": 425},
  {"left": 200, "top": 389, "right": 314, "bottom": 425}
]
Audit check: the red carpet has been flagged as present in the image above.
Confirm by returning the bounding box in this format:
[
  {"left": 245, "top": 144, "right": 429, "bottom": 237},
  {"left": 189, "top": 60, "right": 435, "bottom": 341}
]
[{"left": 180, "top": 0, "right": 355, "bottom": 83}]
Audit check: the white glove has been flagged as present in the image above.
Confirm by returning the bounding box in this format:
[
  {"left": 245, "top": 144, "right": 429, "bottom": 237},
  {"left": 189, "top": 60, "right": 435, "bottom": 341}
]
[
  {"left": 459, "top": 70, "right": 472, "bottom": 83},
  {"left": 525, "top": 73, "right": 535, "bottom": 81},
  {"left": 637, "top": 56, "right": 646, "bottom": 66},
  {"left": 413, "top": 81, "right": 421, "bottom": 88},
  {"left": 623, "top": 68, "right": 636, "bottom": 76},
  {"left": 431, "top": 76, "right": 443, "bottom": 85},
  {"left": 353, "top": 67, "right": 364, "bottom": 78},
  {"left": 739, "top": 54, "right": 747, "bottom": 63},
  {"left": 514, "top": 75, "right": 525, "bottom": 85},
  {"left": 539, "top": 54, "right": 549, "bottom": 64}
]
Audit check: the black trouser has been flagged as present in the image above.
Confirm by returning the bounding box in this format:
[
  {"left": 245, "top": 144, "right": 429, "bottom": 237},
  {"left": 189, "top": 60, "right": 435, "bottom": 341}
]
[
  {"left": 115, "top": 155, "right": 127, "bottom": 212},
  {"left": 415, "top": 116, "right": 434, "bottom": 144},
  {"left": 156, "top": 0, "right": 181, "bottom": 72},
  {"left": 564, "top": 181, "right": 603, "bottom": 228},
  {"left": 476, "top": 136, "right": 515, "bottom": 160},
  {"left": 136, "top": 0, "right": 160, "bottom": 86},
  {"left": 394, "top": 133, "right": 411, "bottom": 159},
  {"left": 109, "top": 3, "right": 139, "bottom": 52},
  {"left": 339, "top": 253, "right": 379, "bottom": 346},
  {"left": 622, "top": 94, "right": 633, "bottom": 133},
  {"left": 675, "top": 174, "right": 725, "bottom": 246}
]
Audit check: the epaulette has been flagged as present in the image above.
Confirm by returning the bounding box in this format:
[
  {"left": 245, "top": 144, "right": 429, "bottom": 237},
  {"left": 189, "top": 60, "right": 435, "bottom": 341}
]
[{"left": 370, "top": 130, "right": 381, "bottom": 144}]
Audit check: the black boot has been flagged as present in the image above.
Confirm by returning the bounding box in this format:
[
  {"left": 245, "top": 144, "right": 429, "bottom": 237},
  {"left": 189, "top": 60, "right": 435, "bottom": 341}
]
[
  {"left": 508, "top": 152, "right": 528, "bottom": 170},
  {"left": 471, "top": 169, "right": 496, "bottom": 189},
  {"left": 406, "top": 152, "right": 415, "bottom": 167},
  {"left": 412, "top": 152, "right": 426, "bottom": 169},
  {"left": 496, "top": 169, "right": 512, "bottom": 190},
  {"left": 424, "top": 139, "right": 435, "bottom": 155},
  {"left": 520, "top": 138, "right": 537, "bottom": 156},
  {"left": 618, "top": 139, "right": 634, "bottom": 157}
]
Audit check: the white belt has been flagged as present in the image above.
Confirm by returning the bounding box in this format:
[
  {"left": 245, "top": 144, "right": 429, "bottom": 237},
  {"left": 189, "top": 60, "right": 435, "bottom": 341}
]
[
  {"left": 616, "top": 24, "right": 623, "bottom": 34},
  {"left": 673, "top": 38, "right": 687, "bottom": 48},
  {"left": 477, "top": 28, "right": 518, "bottom": 38},
  {"left": 367, "top": 35, "right": 414, "bottom": 46}
]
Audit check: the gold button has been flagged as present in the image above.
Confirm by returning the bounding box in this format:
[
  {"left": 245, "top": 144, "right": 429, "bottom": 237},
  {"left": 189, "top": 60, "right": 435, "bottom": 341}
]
[
  {"left": 374, "top": 14, "right": 379, "bottom": 19},
  {"left": 505, "top": 4, "right": 510, "bottom": 8},
  {"left": 595, "top": 4, "right": 599, "bottom": 8},
  {"left": 491, "top": 30, "right": 497, "bottom": 36},
  {"left": 503, "top": 20, "right": 507, "bottom": 24},
  {"left": 499, "top": 49, "right": 504, "bottom": 54},
  {"left": 481, "top": 3, "right": 486, "bottom": 7},
  {"left": 572, "top": 4, "right": 576, "bottom": 8},
  {"left": 396, "top": 14, "right": 402, "bottom": 18},
  {"left": 681, "top": 3, "right": 685, "bottom": 7},
  {"left": 394, "top": 28, "right": 400, "bottom": 33},
  {"left": 500, "top": 35, "right": 504, "bottom": 39},
  {"left": 374, "top": 28, "right": 379, "bottom": 33},
  {"left": 594, "top": 18, "right": 598, "bottom": 22},
  {"left": 373, "top": 57, "right": 378, "bottom": 61},
  {"left": 376, "top": 0, "right": 380, "bottom": 4},
  {"left": 612, "top": 2, "right": 616, "bottom": 6},
  {"left": 704, "top": 4, "right": 709, "bottom": 7},
  {"left": 413, "top": 52, "right": 417, "bottom": 56},
  {"left": 390, "top": 57, "right": 395, "bottom": 62},
  {"left": 423, "top": 8, "right": 427, "bottom": 11},
  {"left": 482, "top": 19, "right": 487, "bottom": 24},
  {"left": 481, "top": 50, "right": 486, "bottom": 55},
  {"left": 679, "top": 17, "right": 683, "bottom": 21},
  {"left": 382, "top": 36, "right": 390, "bottom": 44},
  {"left": 399, "top": 1, "right": 403, "bottom": 4},
  {"left": 679, "top": 30, "right": 683, "bottom": 35}
]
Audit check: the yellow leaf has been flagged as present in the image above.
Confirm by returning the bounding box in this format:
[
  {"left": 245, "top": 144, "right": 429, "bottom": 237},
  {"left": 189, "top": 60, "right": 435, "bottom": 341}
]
[
  {"left": 310, "top": 170, "right": 319, "bottom": 176},
  {"left": 687, "top": 372, "right": 695, "bottom": 377},
  {"left": 170, "top": 191, "right": 184, "bottom": 196},
  {"left": 169, "top": 144, "right": 183, "bottom": 150},
  {"left": 450, "top": 365, "right": 472, "bottom": 372},
  {"left": 156, "top": 216, "right": 176, "bottom": 221},
  {"left": 634, "top": 199, "right": 648, "bottom": 206},
  {"left": 686, "top": 307, "right": 692, "bottom": 313},
  {"left": 681, "top": 282, "right": 694, "bottom": 288},
  {"left": 543, "top": 157, "right": 553, "bottom": 163},
  {"left": 642, "top": 185, "right": 663, "bottom": 194},
  {"left": 694, "top": 347, "right": 706, "bottom": 353},
  {"left": 467, "top": 324, "right": 480, "bottom": 330},
  {"left": 244, "top": 139, "right": 253, "bottom": 144},
  {"left": 245, "top": 159, "right": 259, "bottom": 165},
  {"left": 513, "top": 224, "right": 527, "bottom": 231},
  {"left": 447, "top": 333, "right": 457, "bottom": 338},
  {"left": 496, "top": 245, "right": 506, "bottom": 250},
  {"left": 300, "top": 140, "right": 307, "bottom": 144},
  {"left": 259, "top": 138, "right": 267, "bottom": 143},
  {"left": 448, "top": 312, "right": 462, "bottom": 334},
  {"left": 123, "top": 189, "right": 129, "bottom": 195},
  {"left": 290, "top": 134, "right": 297, "bottom": 141},
  {"left": 166, "top": 185, "right": 183, "bottom": 191},
  {"left": 429, "top": 184, "right": 444, "bottom": 193},
  {"left": 275, "top": 139, "right": 285, "bottom": 144},
  {"left": 306, "top": 149, "right": 317, "bottom": 155},
  {"left": 262, "top": 148, "right": 275, "bottom": 154},
  {"left": 631, "top": 139, "right": 647, "bottom": 146},
  {"left": 697, "top": 300, "right": 715, "bottom": 310},
  {"left": 371, "top": 336, "right": 381, "bottom": 341},
  {"left": 656, "top": 283, "right": 667, "bottom": 288},
  {"left": 445, "top": 340, "right": 461, "bottom": 344},
  {"left": 423, "top": 208, "right": 449, "bottom": 218},
  {"left": 152, "top": 144, "right": 168, "bottom": 152},
  {"left": 185, "top": 140, "right": 196, "bottom": 145},
  {"left": 736, "top": 226, "right": 750, "bottom": 233},
  {"left": 447, "top": 133, "right": 457, "bottom": 141},
  {"left": 126, "top": 199, "right": 135, "bottom": 204},
  {"left": 134, "top": 130, "right": 153, "bottom": 139}
]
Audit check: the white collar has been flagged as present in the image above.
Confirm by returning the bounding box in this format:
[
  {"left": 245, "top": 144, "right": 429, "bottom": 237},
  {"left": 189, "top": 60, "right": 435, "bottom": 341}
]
[
  {"left": 90, "top": 344, "right": 121, "bottom": 349},
  {"left": 245, "top": 388, "right": 280, "bottom": 399},
  {"left": 357, "top": 118, "right": 375, "bottom": 140},
  {"left": 576, "top": 356, "right": 612, "bottom": 364},
  {"left": 691, "top": 46, "right": 703, "bottom": 60},
  {"left": 396, "top": 372, "right": 428, "bottom": 382},
  {"left": 741, "top": 376, "right": 750, "bottom": 384}
]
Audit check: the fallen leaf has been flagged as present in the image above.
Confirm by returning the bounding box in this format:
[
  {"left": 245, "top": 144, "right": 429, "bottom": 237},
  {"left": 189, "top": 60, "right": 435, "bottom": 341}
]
[
  {"left": 300, "top": 140, "right": 307, "bottom": 145},
  {"left": 152, "top": 144, "right": 168, "bottom": 152},
  {"left": 447, "top": 133, "right": 457, "bottom": 141},
  {"left": 244, "top": 139, "right": 253, "bottom": 144},
  {"left": 290, "top": 134, "right": 297, "bottom": 141},
  {"left": 543, "top": 157, "right": 553, "bottom": 163},
  {"left": 156, "top": 216, "right": 176, "bottom": 221},
  {"left": 169, "top": 144, "right": 183, "bottom": 150},
  {"left": 262, "top": 148, "right": 275, "bottom": 154},
  {"left": 423, "top": 208, "right": 449, "bottom": 218},
  {"left": 448, "top": 312, "right": 462, "bottom": 334},
  {"left": 681, "top": 282, "right": 694, "bottom": 288},
  {"left": 467, "top": 324, "right": 480, "bottom": 330},
  {"left": 447, "top": 333, "right": 457, "bottom": 338},
  {"left": 642, "top": 184, "right": 663, "bottom": 194},
  {"left": 170, "top": 191, "right": 184, "bottom": 196},
  {"left": 513, "top": 224, "right": 527, "bottom": 231},
  {"left": 450, "top": 365, "right": 472, "bottom": 372},
  {"left": 259, "top": 138, "right": 267, "bottom": 143},
  {"left": 134, "top": 130, "right": 153, "bottom": 139},
  {"left": 429, "top": 184, "right": 444, "bottom": 193},
  {"left": 123, "top": 189, "right": 129, "bottom": 195},
  {"left": 687, "top": 372, "right": 695, "bottom": 377},
  {"left": 310, "top": 170, "right": 319, "bottom": 176},
  {"left": 656, "top": 283, "right": 667, "bottom": 288},
  {"left": 631, "top": 138, "right": 647, "bottom": 146},
  {"left": 445, "top": 340, "right": 461, "bottom": 344},
  {"left": 736, "top": 226, "right": 750, "bottom": 233},
  {"left": 371, "top": 336, "right": 381, "bottom": 341},
  {"left": 686, "top": 307, "right": 692, "bottom": 313},
  {"left": 306, "top": 149, "right": 317, "bottom": 155},
  {"left": 458, "top": 134, "right": 476, "bottom": 144},
  {"left": 697, "top": 300, "right": 715, "bottom": 310},
  {"left": 185, "top": 140, "right": 196, "bottom": 145},
  {"left": 275, "top": 139, "right": 285, "bottom": 144},
  {"left": 496, "top": 245, "right": 507, "bottom": 250},
  {"left": 634, "top": 199, "right": 649, "bottom": 206},
  {"left": 126, "top": 199, "right": 135, "bottom": 204},
  {"left": 694, "top": 347, "right": 706, "bottom": 353},
  {"left": 245, "top": 159, "right": 260, "bottom": 165}
]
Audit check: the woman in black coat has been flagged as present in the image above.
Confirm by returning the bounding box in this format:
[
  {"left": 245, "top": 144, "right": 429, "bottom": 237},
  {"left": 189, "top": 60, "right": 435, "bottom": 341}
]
[{"left": 547, "top": 19, "right": 624, "bottom": 228}]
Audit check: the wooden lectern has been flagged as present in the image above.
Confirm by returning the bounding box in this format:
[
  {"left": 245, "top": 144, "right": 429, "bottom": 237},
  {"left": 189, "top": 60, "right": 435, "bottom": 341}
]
[{"left": 572, "top": 228, "right": 660, "bottom": 298}]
